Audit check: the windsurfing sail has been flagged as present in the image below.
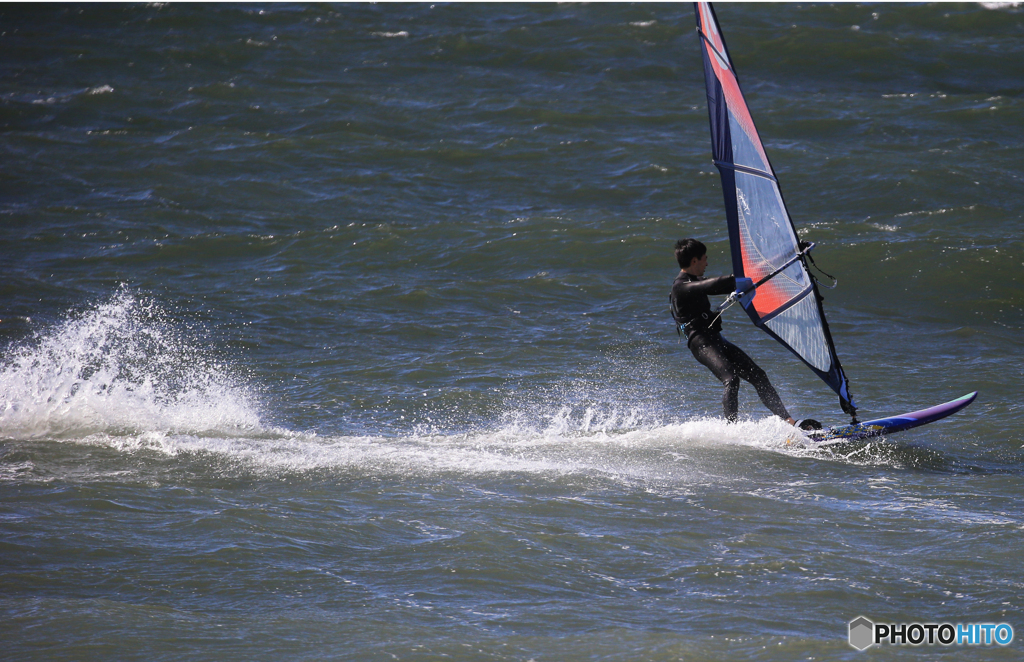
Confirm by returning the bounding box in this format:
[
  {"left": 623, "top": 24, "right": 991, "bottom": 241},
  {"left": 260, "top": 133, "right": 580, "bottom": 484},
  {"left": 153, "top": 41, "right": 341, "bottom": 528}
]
[{"left": 694, "top": 1, "right": 857, "bottom": 418}]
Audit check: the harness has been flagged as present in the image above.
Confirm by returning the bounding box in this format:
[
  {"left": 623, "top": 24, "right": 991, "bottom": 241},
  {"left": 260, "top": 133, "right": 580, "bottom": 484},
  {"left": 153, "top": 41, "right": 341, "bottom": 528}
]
[
  {"left": 669, "top": 290, "right": 717, "bottom": 340},
  {"left": 663, "top": 272, "right": 720, "bottom": 340}
]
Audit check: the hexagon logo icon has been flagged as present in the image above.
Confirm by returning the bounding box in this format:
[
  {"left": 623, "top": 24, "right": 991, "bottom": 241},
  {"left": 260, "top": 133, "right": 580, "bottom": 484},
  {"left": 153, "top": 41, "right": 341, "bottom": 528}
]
[{"left": 849, "top": 616, "right": 875, "bottom": 650}]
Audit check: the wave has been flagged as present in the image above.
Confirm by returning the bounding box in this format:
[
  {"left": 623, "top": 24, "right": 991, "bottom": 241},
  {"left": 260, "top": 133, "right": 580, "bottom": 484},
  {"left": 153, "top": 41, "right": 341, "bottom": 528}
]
[
  {"left": 0, "top": 289, "right": 264, "bottom": 440},
  {"left": 1, "top": 292, "right": 943, "bottom": 481}
]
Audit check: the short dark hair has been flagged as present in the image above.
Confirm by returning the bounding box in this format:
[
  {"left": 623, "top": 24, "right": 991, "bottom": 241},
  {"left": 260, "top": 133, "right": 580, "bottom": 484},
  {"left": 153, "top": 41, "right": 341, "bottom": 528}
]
[{"left": 675, "top": 238, "right": 706, "bottom": 269}]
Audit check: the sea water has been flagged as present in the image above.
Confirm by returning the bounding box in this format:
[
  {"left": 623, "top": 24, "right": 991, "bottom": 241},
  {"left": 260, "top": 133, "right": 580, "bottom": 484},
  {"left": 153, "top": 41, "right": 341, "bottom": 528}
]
[{"left": 2, "top": 4, "right": 1023, "bottom": 660}]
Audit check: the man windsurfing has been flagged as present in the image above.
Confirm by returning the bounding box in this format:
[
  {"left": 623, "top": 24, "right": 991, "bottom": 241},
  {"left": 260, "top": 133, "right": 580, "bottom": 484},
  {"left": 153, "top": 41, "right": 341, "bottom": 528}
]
[{"left": 671, "top": 238, "right": 819, "bottom": 430}]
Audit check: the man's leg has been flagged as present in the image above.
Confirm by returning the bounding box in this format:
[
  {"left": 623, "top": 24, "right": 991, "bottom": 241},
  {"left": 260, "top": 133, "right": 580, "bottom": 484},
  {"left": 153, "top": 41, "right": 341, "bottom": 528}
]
[
  {"left": 718, "top": 338, "right": 792, "bottom": 421},
  {"left": 689, "top": 335, "right": 741, "bottom": 421}
]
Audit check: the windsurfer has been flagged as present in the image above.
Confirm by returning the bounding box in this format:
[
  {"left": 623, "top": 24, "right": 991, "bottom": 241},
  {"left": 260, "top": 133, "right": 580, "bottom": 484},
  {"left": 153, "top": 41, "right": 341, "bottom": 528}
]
[{"left": 670, "top": 238, "right": 818, "bottom": 429}]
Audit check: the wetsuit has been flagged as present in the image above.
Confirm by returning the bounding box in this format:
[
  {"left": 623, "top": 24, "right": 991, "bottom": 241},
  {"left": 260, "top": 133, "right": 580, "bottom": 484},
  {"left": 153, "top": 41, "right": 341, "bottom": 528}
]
[{"left": 671, "top": 271, "right": 791, "bottom": 422}]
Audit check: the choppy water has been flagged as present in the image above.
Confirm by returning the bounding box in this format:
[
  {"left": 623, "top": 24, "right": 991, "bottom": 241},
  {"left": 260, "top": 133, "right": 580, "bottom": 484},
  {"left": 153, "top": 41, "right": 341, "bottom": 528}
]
[{"left": 2, "top": 3, "right": 1023, "bottom": 660}]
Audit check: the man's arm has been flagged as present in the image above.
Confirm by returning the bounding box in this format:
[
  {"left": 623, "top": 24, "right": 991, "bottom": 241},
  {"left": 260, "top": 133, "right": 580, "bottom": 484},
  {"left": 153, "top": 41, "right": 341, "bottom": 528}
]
[{"left": 674, "top": 275, "right": 736, "bottom": 298}]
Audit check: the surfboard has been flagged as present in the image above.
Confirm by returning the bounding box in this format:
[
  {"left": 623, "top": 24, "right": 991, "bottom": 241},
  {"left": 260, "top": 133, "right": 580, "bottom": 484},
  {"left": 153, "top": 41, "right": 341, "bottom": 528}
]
[{"left": 801, "top": 392, "right": 978, "bottom": 446}]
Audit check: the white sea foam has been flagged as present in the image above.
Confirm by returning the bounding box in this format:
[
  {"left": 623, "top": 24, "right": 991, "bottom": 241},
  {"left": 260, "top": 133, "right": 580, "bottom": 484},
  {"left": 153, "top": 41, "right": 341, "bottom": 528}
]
[
  {"left": 0, "top": 290, "right": 263, "bottom": 440},
  {"left": 69, "top": 405, "right": 810, "bottom": 487},
  {"left": 0, "top": 292, "right": 868, "bottom": 481}
]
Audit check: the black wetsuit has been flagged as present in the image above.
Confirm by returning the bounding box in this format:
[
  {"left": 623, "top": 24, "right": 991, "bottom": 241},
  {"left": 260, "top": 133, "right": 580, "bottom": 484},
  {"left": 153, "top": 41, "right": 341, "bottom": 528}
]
[{"left": 671, "top": 271, "right": 791, "bottom": 422}]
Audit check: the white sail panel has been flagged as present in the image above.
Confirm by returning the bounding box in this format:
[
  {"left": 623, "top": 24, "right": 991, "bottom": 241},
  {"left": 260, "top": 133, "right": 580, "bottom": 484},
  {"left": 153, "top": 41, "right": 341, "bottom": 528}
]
[{"left": 764, "top": 296, "right": 832, "bottom": 373}]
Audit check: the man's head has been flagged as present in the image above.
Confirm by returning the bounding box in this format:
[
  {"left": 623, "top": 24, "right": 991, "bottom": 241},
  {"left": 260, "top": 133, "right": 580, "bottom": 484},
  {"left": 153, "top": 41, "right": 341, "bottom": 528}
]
[{"left": 675, "top": 238, "right": 707, "bottom": 271}]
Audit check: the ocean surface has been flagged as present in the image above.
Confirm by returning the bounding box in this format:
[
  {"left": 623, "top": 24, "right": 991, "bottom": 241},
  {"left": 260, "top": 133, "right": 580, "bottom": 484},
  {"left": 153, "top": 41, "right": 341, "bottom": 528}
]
[{"left": 2, "top": 3, "right": 1023, "bottom": 660}]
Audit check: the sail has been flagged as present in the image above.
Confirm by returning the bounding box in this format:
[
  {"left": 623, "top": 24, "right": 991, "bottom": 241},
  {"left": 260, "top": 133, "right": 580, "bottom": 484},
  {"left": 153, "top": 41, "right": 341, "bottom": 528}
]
[{"left": 694, "top": 2, "right": 856, "bottom": 417}]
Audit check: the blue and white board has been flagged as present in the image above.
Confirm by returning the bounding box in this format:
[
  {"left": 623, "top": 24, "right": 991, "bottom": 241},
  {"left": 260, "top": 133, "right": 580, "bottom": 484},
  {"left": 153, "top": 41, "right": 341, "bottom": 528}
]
[{"left": 803, "top": 392, "right": 978, "bottom": 446}]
